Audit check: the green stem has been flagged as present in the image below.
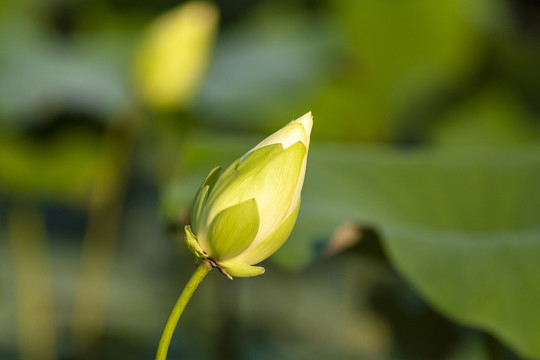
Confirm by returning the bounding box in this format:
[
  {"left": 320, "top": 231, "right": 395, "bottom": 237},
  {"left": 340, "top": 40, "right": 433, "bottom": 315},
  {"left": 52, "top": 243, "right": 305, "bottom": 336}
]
[
  {"left": 156, "top": 260, "right": 213, "bottom": 360},
  {"left": 71, "top": 115, "right": 137, "bottom": 346},
  {"left": 9, "top": 205, "right": 56, "bottom": 360}
]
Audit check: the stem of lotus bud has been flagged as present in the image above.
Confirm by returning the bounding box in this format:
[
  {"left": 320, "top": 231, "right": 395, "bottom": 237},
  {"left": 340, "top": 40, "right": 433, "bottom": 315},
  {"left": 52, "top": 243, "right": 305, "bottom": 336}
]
[{"left": 155, "top": 259, "right": 213, "bottom": 360}]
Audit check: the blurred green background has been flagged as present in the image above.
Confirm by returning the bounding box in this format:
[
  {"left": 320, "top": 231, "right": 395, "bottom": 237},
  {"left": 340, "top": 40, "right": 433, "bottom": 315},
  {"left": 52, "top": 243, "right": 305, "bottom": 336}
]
[{"left": 1, "top": 0, "right": 539, "bottom": 359}]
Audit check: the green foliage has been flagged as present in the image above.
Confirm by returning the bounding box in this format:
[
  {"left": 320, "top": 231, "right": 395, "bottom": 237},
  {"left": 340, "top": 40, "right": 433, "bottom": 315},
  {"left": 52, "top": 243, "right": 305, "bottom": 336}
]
[
  {"left": 306, "top": 144, "right": 540, "bottom": 359},
  {"left": 310, "top": 0, "right": 498, "bottom": 142},
  {"left": 0, "top": 132, "right": 101, "bottom": 202},
  {"left": 0, "top": 14, "right": 133, "bottom": 124}
]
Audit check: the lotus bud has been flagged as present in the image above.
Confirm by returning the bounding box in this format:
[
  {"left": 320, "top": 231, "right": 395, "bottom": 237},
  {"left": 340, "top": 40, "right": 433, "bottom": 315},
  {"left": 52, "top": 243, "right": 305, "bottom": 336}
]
[
  {"left": 184, "top": 112, "right": 313, "bottom": 278},
  {"left": 133, "top": 1, "right": 218, "bottom": 111}
]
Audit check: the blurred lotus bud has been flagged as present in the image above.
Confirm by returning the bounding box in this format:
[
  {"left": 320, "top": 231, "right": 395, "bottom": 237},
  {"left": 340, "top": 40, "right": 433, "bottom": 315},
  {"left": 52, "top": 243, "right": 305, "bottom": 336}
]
[
  {"left": 184, "top": 112, "right": 313, "bottom": 278},
  {"left": 133, "top": 1, "right": 218, "bottom": 111}
]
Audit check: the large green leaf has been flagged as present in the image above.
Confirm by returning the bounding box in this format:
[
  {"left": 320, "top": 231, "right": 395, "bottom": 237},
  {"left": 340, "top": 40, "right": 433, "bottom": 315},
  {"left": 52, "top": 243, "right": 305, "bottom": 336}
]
[
  {"left": 170, "top": 130, "right": 540, "bottom": 358},
  {"left": 302, "top": 144, "right": 540, "bottom": 359}
]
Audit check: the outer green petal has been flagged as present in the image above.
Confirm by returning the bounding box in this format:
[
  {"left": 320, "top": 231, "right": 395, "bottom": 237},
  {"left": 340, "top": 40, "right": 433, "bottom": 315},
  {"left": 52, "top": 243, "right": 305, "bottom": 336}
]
[
  {"left": 218, "top": 260, "right": 265, "bottom": 278},
  {"left": 236, "top": 199, "right": 301, "bottom": 265},
  {"left": 207, "top": 198, "right": 259, "bottom": 261},
  {"left": 205, "top": 142, "right": 306, "bottom": 241},
  {"left": 243, "top": 141, "right": 305, "bottom": 239},
  {"left": 237, "top": 143, "right": 287, "bottom": 171},
  {"left": 184, "top": 225, "right": 207, "bottom": 258},
  {"left": 208, "top": 144, "right": 284, "bottom": 204},
  {"left": 201, "top": 166, "right": 222, "bottom": 190},
  {"left": 191, "top": 167, "right": 221, "bottom": 234},
  {"left": 190, "top": 185, "right": 208, "bottom": 234}
]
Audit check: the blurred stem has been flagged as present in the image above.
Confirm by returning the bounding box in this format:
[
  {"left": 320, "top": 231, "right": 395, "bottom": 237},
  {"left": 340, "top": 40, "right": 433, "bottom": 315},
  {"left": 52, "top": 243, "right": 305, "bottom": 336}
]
[
  {"left": 8, "top": 205, "right": 56, "bottom": 360},
  {"left": 156, "top": 260, "right": 213, "bottom": 360},
  {"left": 71, "top": 116, "right": 137, "bottom": 347}
]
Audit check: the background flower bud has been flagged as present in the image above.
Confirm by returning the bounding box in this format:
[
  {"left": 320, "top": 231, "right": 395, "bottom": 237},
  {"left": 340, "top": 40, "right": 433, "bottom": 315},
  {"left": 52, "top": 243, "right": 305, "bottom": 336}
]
[
  {"left": 185, "top": 112, "right": 313, "bottom": 278},
  {"left": 133, "top": 1, "right": 219, "bottom": 111}
]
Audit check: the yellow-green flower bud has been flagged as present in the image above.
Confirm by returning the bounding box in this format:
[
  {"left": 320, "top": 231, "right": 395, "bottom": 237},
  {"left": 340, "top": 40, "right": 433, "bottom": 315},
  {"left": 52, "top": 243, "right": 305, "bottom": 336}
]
[
  {"left": 185, "top": 112, "right": 313, "bottom": 278},
  {"left": 133, "top": 1, "right": 219, "bottom": 111}
]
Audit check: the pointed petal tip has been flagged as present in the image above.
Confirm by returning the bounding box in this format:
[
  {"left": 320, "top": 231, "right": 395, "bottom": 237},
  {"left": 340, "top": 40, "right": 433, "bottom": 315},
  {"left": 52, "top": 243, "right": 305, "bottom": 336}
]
[{"left": 294, "top": 112, "right": 313, "bottom": 139}]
